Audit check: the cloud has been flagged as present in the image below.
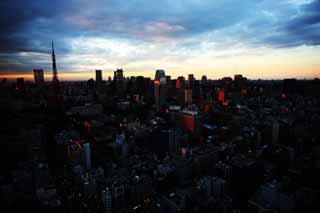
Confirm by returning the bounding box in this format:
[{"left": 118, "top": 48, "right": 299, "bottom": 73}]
[{"left": 0, "top": 0, "right": 319, "bottom": 75}]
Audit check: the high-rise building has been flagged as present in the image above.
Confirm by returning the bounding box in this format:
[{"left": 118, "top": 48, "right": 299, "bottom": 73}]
[
  {"left": 155, "top": 69, "right": 165, "bottom": 81},
  {"left": 154, "top": 80, "right": 160, "bottom": 108},
  {"left": 272, "top": 120, "right": 279, "bottom": 144},
  {"left": 16, "top": 78, "right": 24, "bottom": 90},
  {"left": 84, "top": 143, "right": 91, "bottom": 170},
  {"left": 188, "top": 74, "right": 195, "bottom": 88},
  {"left": 218, "top": 88, "right": 225, "bottom": 103},
  {"left": 201, "top": 75, "right": 207, "bottom": 85},
  {"left": 114, "top": 69, "right": 124, "bottom": 81},
  {"left": 102, "top": 187, "right": 112, "bottom": 213},
  {"left": 154, "top": 77, "right": 167, "bottom": 108},
  {"left": 234, "top": 74, "right": 243, "bottom": 81},
  {"left": 178, "top": 110, "right": 202, "bottom": 137},
  {"left": 33, "top": 69, "right": 44, "bottom": 86},
  {"left": 184, "top": 89, "right": 192, "bottom": 104},
  {"left": 51, "top": 41, "right": 59, "bottom": 84},
  {"left": 96, "top": 70, "right": 102, "bottom": 85}
]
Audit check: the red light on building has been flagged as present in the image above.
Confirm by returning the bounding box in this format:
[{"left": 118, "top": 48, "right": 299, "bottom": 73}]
[
  {"left": 176, "top": 79, "right": 180, "bottom": 89},
  {"left": 134, "top": 94, "right": 139, "bottom": 102},
  {"left": 284, "top": 107, "right": 289, "bottom": 113},
  {"left": 203, "top": 104, "right": 211, "bottom": 112},
  {"left": 241, "top": 89, "right": 247, "bottom": 95},
  {"left": 181, "top": 147, "right": 187, "bottom": 156},
  {"left": 218, "top": 89, "right": 225, "bottom": 103},
  {"left": 165, "top": 108, "right": 169, "bottom": 113},
  {"left": 281, "top": 93, "right": 286, "bottom": 99},
  {"left": 183, "top": 115, "right": 195, "bottom": 131},
  {"left": 222, "top": 101, "right": 229, "bottom": 106},
  {"left": 83, "top": 121, "right": 91, "bottom": 133},
  {"left": 75, "top": 140, "right": 82, "bottom": 150},
  {"left": 154, "top": 80, "right": 160, "bottom": 86}
]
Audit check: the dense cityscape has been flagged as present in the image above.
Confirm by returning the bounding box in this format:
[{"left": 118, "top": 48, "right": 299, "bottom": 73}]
[{"left": 0, "top": 40, "right": 320, "bottom": 213}]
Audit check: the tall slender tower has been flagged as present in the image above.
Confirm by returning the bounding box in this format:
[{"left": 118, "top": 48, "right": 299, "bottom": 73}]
[{"left": 52, "top": 41, "right": 59, "bottom": 83}]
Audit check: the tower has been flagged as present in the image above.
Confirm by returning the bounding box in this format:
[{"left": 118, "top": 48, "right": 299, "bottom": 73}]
[{"left": 52, "top": 41, "right": 59, "bottom": 84}]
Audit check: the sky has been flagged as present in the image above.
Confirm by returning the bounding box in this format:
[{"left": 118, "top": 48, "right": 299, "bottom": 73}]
[{"left": 0, "top": 0, "right": 320, "bottom": 80}]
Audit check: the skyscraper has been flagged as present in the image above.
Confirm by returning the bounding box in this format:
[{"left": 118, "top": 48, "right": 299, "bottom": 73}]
[
  {"left": 102, "top": 187, "right": 112, "bottom": 213},
  {"left": 96, "top": 70, "right": 102, "bottom": 85},
  {"left": 188, "top": 74, "right": 195, "bottom": 88},
  {"left": 155, "top": 69, "right": 165, "bottom": 81},
  {"left": 16, "top": 78, "right": 24, "bottom": 90},
  {"left": 114, "top": 68, "right": 124, "bottom": 81},
  {"left": 33, "top": 69, "right": 44, "bottom": 86},
  {"left": 184, "top": 89, "right": 192, "bottom": 104},
  {"left": 84, "top": 143, "right": 91, "bottom": 170},
  {"left": 51, "top": 41, "right": 59, "bottom": 84}
]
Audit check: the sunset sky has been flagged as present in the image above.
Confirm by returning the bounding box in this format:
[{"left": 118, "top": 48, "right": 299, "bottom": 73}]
[{"left": 0, "top": 0, "right": 319, "bottom": 80}]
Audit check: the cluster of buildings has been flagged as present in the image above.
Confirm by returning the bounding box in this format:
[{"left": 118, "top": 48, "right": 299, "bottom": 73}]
[{"left": 0, "top": 44, "right": 320, "bottom": 213}]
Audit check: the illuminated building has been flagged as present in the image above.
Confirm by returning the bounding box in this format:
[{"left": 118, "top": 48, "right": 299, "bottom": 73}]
[
  {"left": 155, "top": 69, "right": 165, "bottom": 80},
  {"left": 84, "top": 143, "right": 91, "bottom": 170},
  {"left": 241, "top": 89, "right": 247, "bottom": 96},
  {"left": 154, "top": 77, "right": 167, "bottom": 108},
  {"left": 184, "top": 89, "right": 192, "bottom": 104},
  {"left": 176, "top": 76, "right": 185, "bottom": 105},
  {"left": 33, "top": 69, "right": 44, "bottom": 86},
  {"left": 218, "top": 89, "right": 225, "bottom": 103},
  {"left": 154, "top": 80, "right": 160, "bottom": 107},
  {"left": 96, "top": 70, "right": 102, "bottom": 85},
  {"left": 177, "top": 110, "right": 202, "bottom": 137}
]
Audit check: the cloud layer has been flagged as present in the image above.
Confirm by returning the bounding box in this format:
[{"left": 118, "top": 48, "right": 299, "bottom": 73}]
[{"left": 0, "top": 0, "right": 319, "bottom": 78}]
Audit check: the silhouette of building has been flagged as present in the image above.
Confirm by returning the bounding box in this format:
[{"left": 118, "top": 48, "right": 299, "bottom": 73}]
[
  {"left": 114, "top": 69, "right": 124, "bottom": 81},
  {"left": 96, "top": 70, "right": 102, "bottom": 85},
  {"left": 155, "top": 69, "right": 165, "bottom": 81},
  {"left": 184, "top": 89, "right": 192, "bottom": 104},
  {"left": 188, "top": 74, "right": 195, "bottom": 88},
  {"left": 51, "top": 41, "right": 59, "bottom": 84},
  {"left": 16, "top": 78, "right": 24, "bottom": 90},
  {"left": 33, "top": 69, "right": 44, "bottom": 86}
]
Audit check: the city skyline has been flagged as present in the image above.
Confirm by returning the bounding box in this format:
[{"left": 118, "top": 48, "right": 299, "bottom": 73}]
[{"left": 1, "top": 0, "right": 320, "bottom": 80}]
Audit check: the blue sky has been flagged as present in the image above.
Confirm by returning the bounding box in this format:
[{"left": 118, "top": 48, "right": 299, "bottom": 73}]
[{"left": 0, "top": 0, "right": 319, "bottom": 79}]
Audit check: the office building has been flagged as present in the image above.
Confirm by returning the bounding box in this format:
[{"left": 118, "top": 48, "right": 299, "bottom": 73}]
[
  {"left": 33, "top": 69, "right": 44, "bottom": 86},
  {"left": 96, "top": 70, "right": 102, "bottom": 85},
  {"left": 155, "top": 69, "right": 165, "bottom": 81},
  {"left": 16, "top": 78, "right": 24, "bottom": 90},
  {"left": 84, "top": 143, "right": 91, "bottom": 170},
  {"left": 184, "top": 89, "right": 192, "bottom": 104},
  {"left": 114, "top": 68, "right": 124, "bottom": 81}
]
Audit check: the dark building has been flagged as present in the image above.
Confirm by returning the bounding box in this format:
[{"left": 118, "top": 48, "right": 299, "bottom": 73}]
[
  {"left": 16, "top": 78, "right": 24, "bottom": 90},
  {"left": 155, "top": 69, "right": 165, "bottom": 81},
  {"left": 33, "top": 69, "right": 44, "bottom": 86},
  {"left": 95, "top": 70, "right": 102, "bottom": 85},
  {"left": 114, "top": 69, "right": 124, "bottom": 81}
]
